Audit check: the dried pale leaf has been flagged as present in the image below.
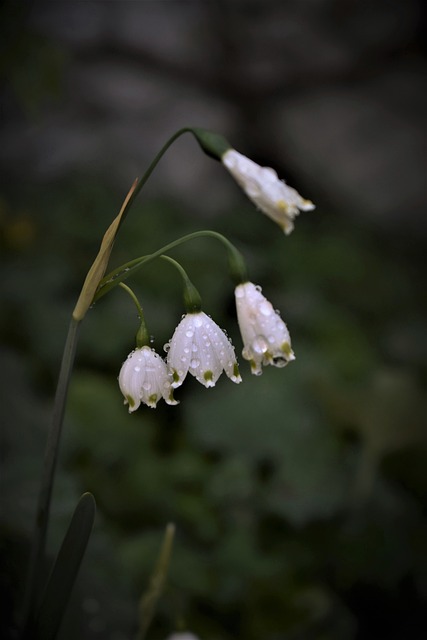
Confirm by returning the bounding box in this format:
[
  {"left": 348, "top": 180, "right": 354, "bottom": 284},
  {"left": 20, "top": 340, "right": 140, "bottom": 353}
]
[{"left": 72, "top": 179, "right": 138, "bottom": 321}]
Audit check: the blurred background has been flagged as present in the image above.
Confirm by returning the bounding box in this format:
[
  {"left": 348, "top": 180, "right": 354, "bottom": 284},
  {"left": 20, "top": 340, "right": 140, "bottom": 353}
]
[{"left": 1, "top": 1, "right": 426, "bottom": 639}]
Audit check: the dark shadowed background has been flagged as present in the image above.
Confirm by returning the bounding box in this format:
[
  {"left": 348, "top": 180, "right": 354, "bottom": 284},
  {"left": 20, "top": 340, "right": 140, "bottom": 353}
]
[{"left": 1, "top": 1, "right": 426, "bottom": 639}]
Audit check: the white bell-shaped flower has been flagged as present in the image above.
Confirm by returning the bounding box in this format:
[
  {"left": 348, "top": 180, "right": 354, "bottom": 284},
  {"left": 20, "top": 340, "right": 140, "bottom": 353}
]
[
  {"left": 235, "top": 282, "right": 295, "bottom": 375},
  {"left": 222, "top": 149, "right": 315, "bottom": 234},
  {"left": 119, "top": 346, "right": 178, "bottom": 412},
  {"left": 166, "top": 311, "right": 241, "bottom": 388}
]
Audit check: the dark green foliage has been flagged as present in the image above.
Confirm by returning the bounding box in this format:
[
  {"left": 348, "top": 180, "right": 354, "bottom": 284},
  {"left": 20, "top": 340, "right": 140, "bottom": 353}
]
[{"left": 2, "top": 171, "right": 426, "bottom": 639}]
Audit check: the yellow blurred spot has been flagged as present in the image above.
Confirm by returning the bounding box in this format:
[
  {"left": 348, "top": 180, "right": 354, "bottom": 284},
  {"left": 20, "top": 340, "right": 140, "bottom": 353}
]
[{"left": 3, "top": 213, "right": 36, "bottom": 250}]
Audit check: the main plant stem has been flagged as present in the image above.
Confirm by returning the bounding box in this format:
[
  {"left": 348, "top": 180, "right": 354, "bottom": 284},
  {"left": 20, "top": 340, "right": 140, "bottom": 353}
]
[{"left": 22, "top": 316, "right": 81, "bottom": 632}]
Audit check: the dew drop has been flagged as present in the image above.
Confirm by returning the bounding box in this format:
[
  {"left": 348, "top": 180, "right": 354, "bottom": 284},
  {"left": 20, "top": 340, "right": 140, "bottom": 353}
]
[
  {"left": 163, "top": 342, "right": 170, "bottom": 353},
  {"left": 185, "top": 330, "right": 194, "bottom": 338},
  {"left": 134, "top": 366, "right": 141, "bottom": 372},
  {"left": 193, "top": 316, "right": 203, "bottom": 327},
  {"left": 252, "top": 336, "right": 269, "bottom": 354},
  {"left": 259, "top": 301, "right": 272, "bottom": 316},
  {"left": 190, "top": 359, "right": 200, "bottom": 368}
]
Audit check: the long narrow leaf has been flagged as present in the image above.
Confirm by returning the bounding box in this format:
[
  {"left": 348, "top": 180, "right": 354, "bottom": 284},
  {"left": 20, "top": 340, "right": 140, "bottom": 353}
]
[{"left": 32, "top": 492, "right": 96, "bottom": 640}]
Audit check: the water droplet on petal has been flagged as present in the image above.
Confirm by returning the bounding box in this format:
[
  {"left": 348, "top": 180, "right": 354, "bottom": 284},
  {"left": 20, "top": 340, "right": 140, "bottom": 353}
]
[
  {"left": 193, "top": 316, "right": 203, "bottom": 328},
  {"left": 252, "top": 336, "right": 269, "bottom": 354},
  {"left": 185, "top": 330, "right": 194, "bottom": 338},
  {"left": 259, "top": 301, "right": 272, "bottom": 316},
  {"left": 142, "top": 382, "right": 151, "bottom": 391},
  {"left": 190, "top": 359, "right": 200, "bottom": 368}
]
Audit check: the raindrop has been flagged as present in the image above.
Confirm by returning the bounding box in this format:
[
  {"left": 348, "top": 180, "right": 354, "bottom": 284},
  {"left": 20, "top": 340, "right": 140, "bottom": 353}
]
[
  {"left": 185, "top": 330, "right": 194, "bottom": 338},
  {"left": 252, "top": 336, "right": 269, "bottom": 354},
  {"left": 193, "top": 316, "right": 203, "bottom": 328},
  {"left": 259, "top": 301, "right": 272, "bottom": 317},
  {"left": 134, "top": 366, "right": 141, "bottom": 372},
  {"left": 190, "top": 359, "right": 200, "bottom": 368},
  {"left": 163, "top": 342, "right": 170, "bottom": 353}
]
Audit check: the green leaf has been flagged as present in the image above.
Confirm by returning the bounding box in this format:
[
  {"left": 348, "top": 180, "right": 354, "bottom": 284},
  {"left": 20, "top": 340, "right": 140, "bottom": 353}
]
[{"left": 33, "top": 492, "right": 96, "bottom": 640}]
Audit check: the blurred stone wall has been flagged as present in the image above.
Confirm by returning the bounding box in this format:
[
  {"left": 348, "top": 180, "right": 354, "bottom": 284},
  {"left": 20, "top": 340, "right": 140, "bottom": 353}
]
[{"left": 1, "top": 0, "right": 425, "bottom": 230}]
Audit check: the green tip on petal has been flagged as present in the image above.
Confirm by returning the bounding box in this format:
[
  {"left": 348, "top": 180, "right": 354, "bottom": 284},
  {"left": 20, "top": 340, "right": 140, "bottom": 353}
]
[
  {"left": 281, "top": 342, "right": 293, "bottom": 357},
  {"left": 172, "top": 370, "right": 180, "bottom": 384},
  {"left": 126, "top": 395, "right": 136, "bottom": 408},
  {"left": 204, "top": 370, "right": 213, "bottom": 382}
]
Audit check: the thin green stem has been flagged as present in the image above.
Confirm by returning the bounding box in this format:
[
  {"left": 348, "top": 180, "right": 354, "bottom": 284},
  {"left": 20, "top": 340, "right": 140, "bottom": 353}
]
[
  {"left": 22, "top": 316, "right": 81, "bottom": 634},
  {"left": 93, "top": 230, "right": 247, "bottom": 303},
  {"left": 119, "top": 282, "right": 145, "bottom": 319},
  {"left": 159, "top": 255, "right": 202, "bottom": 312},
  {"left": 117, "top": 127, "right": 193, "bottom": 232},
  {"left": 118, "top": 282, "right": 150, "bottom": 347}
]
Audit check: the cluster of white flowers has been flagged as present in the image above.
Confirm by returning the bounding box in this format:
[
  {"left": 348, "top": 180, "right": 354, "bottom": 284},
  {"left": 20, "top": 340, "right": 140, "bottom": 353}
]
[
  {"left": 118, "top": 144, "right": 312, "bottom": 413},
  {"left": 119, "top": 283, "right": 294, "bottom": 412},
  {"left": 222, "top": 149, "right": 315, "bottom": 235}
]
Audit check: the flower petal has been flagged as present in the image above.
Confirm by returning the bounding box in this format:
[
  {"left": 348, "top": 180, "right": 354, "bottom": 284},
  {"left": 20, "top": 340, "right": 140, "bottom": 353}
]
[
  {"left": 235, "top": 282, "right": 295, "bottom": 375},
  {"left": 167, "top": 311, "right": 241, "bottom": 388},
  {"left": 222, "top": 149, "right": 314, "bottom": 234}
]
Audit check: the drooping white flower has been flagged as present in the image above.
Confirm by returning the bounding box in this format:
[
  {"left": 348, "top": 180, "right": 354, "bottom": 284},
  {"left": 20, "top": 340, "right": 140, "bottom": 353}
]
[
  {"left": 222, "top": 149, "right": 315, "bottom": 234},
  {"left": 235, "top": 281, "right": 295, "bottom": 375},
  {"left": 166, "top": 311, "right": 241, "bottom": 388},
  {"left": 119, "top": 346, "right": 178, "bottom": 412}
]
